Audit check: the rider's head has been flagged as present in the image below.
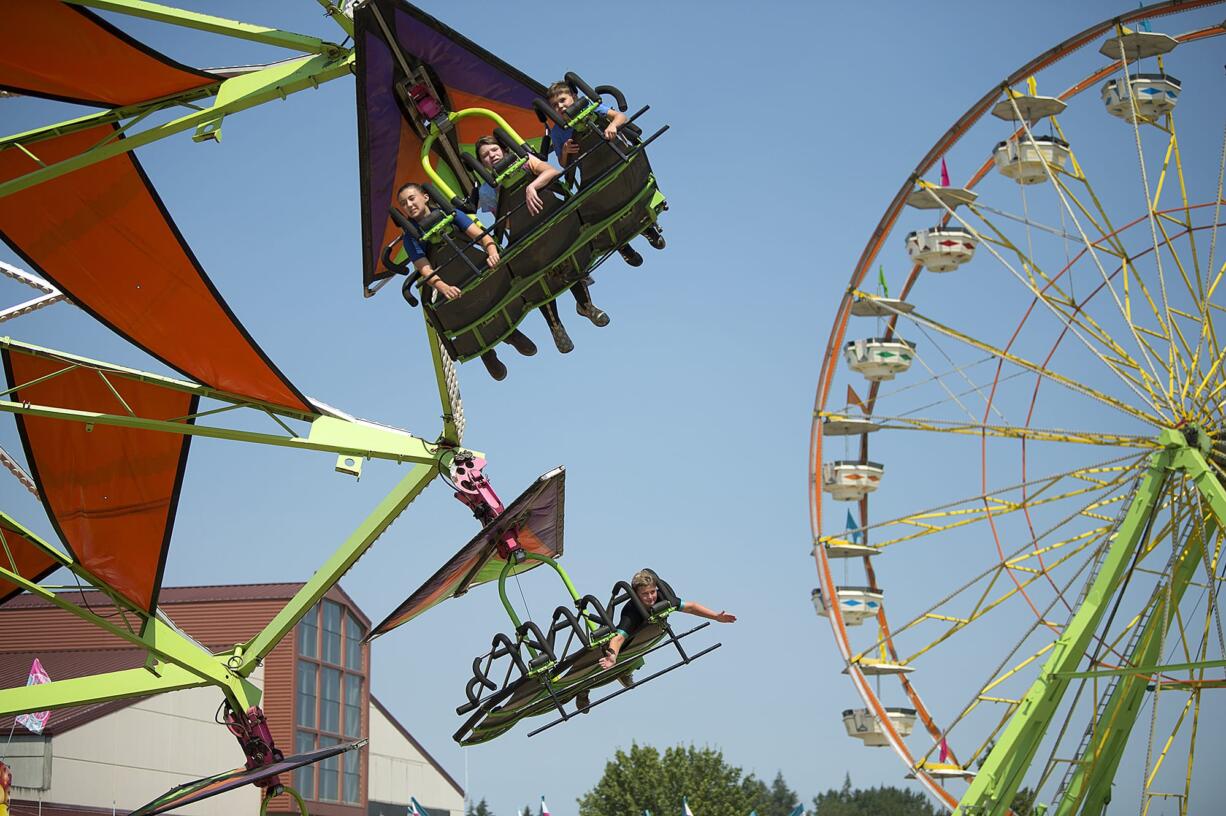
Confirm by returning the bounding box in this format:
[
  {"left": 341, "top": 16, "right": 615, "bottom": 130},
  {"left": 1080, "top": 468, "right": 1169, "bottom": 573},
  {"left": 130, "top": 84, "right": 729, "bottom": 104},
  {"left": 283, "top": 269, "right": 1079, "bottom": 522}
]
[
  {"left": 397, "top": 182, "right": 431, "bottom": 221},
  {"left": 547, "top": 81, "right": 577, "bottom": 118},
  {"left": 474, "top": 135, "right": 504, "bottom": 169},
  {"left": 630, "top": 569, "right": 659, "bottom": 608}
]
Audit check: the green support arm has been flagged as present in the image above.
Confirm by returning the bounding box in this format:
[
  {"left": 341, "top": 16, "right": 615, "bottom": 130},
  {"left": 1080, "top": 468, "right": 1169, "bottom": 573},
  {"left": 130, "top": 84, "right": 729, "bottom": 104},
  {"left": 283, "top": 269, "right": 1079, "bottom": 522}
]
[
  {"left": 1055, "top": 514, "right": 1216, "bottom": 814},
  {"left": 0, "top": 51, "right": 354, "bottom": 199},
  {"left": 0, "top": 664, "right": 210, "bottom": 714},
  {"left": 955, "top": 446, "right": 1174, "bottom": 815},
  {"left": 238, "top": 461, "right": 442, "bottom": 671},
  {"left": 64, "top": 0, "right": 345, "bottom": 55}
]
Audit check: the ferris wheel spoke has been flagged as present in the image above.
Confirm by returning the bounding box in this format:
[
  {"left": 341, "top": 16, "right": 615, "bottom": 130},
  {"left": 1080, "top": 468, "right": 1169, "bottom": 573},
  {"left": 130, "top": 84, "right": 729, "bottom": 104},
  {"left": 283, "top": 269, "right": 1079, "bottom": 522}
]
[
  {"left": 1115, "top": 35, "right": 1185, "bottom": 418},
  {"left": 914, "top": 185, "right": 1173, "bottom": 417},
  {"left": 1003, "top": 96, "right": 1179, "bottom": 416},
  {"left": 966, "top": 207, "right": 1164, "bottom": 393},
  {"left": 843, "top": 451, "right": 1146, "bottom": 549},
  {"left": 823, "top": 411, "right": 1154, "bottom": 448},
  {"left": 897, "top": 305, "right": 1163, "bottom": 426}
]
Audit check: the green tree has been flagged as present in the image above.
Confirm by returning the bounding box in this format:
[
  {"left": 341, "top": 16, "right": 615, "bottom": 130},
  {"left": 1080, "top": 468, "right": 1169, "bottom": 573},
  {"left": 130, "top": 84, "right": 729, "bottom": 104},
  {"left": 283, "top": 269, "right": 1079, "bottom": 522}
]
[
  {"left": 1010, "top": 787, "right": 1036, "bottom": 816},
  {"left": 764, "top": 772, "right": 799, "bottom": 816},
  {"left": 812, "top": 774, "right": 938, "bottom": 816},
  {"left": 578, "top": 743, "right": 765, "bottom": 816},
  {"left": 467, "top": 799, "right": 494, "bottom": 816}
]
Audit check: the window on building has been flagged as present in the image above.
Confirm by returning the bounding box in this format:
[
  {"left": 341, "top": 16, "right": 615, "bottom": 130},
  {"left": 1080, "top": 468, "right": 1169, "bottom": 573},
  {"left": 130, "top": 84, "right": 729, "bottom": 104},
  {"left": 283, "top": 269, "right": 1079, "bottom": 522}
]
[{"left": 294, "top": 601, "right": 367, "bottom": 805}]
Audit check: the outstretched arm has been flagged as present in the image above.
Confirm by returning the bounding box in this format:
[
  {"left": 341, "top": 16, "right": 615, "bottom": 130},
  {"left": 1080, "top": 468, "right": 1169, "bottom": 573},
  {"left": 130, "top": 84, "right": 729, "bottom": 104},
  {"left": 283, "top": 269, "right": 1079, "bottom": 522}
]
[{"left": 680, "top": 601, "right": 736, "bottom": 623}]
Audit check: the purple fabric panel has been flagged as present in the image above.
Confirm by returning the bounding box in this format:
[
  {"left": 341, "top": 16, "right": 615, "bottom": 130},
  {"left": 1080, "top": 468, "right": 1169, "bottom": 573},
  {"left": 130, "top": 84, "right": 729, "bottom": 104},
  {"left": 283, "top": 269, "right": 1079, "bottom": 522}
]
[
  {"left": 362, "top": 27, "right": 403, "bottom": 274},
  {"left": 393, "top": 11, "right": 538, "bottom": 108}
]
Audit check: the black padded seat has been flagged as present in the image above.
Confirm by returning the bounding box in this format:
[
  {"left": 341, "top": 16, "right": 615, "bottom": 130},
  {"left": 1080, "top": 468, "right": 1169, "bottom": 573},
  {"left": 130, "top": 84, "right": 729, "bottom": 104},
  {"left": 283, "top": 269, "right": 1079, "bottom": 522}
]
[
  {"left": 569, "top": 126, "right": 655, "bottom": 253},
  {"left": 495, "top": 176, "right": 589, "bottom": 286},
  {"left": 425, "top": 235, "right": 515, "bottom": 359}
]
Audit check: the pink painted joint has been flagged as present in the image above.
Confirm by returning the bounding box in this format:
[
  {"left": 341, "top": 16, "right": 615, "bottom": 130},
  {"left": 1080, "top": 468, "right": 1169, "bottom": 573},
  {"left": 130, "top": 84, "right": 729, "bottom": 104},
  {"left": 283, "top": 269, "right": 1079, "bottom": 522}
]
[
  {"left": 449, "top": 454, "right": 525, "bottom": 562},
  {"left": 224, "top": 706, "right": 284, "bottom": 790}
]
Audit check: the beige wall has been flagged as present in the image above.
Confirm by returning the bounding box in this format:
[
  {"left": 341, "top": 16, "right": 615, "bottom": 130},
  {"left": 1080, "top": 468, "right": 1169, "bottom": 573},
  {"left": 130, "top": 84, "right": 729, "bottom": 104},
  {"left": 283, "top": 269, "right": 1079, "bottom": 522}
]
[
  {"left": 368, "top": 704, "right": 464, "bottom": 816},
  {"left": 12, "top": 675, "right": 262, "bottom": 814}
]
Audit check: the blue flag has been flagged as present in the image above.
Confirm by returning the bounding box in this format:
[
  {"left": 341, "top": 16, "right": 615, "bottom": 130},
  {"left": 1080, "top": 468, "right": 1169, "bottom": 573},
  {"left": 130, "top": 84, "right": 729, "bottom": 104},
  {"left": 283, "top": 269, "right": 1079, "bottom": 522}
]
[{"left": 845, "top": 509, "right": 863, "bottom": 544}]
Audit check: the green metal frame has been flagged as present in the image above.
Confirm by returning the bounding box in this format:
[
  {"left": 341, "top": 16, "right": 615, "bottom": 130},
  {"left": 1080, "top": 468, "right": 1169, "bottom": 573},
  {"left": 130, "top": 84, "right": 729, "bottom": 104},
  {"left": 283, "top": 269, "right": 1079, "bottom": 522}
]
[
  {"left": 0, "top": 335, "right": 470, "bottom": 717},
  {"left": 955, "top": 427, "right": 1226, "bottom": 815}
]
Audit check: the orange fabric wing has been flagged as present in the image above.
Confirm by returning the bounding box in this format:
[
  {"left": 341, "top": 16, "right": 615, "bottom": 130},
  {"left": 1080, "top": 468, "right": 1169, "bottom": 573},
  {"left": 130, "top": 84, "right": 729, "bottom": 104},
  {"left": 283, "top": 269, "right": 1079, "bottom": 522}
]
[
  {"left": 0, "top": 0, "right": 217, "bottom": 107},
  {"left": 3, "top": 349, "right": 197, "bottom": 612},
  {"left": 0, "top": 126, "right": 312, "bottom": 413},
  {"left": 0, "top": 516, "right": 59, "bottom": 606}
]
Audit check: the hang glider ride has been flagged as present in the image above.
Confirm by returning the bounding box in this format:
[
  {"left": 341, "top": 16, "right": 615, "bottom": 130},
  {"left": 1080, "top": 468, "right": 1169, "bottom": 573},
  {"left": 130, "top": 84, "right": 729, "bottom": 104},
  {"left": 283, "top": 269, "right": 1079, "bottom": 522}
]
[
  {"left": 369, "top": 457, "right": 721, "bottom": 746},
  {"left": 355, "top": 0, "right": 669, "bottom": 368}
]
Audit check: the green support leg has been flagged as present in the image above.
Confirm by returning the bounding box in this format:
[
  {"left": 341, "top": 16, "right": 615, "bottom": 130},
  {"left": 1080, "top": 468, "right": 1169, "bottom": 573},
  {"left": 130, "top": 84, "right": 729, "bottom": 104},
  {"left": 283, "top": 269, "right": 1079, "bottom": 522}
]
[
  {"left": 955, "top": 446, "right": 1174, "bottom": 815},
  {"left": 1055, "top": 514, "right": 1216, "bottom": 814},
  {"left": 239, "top": 461, "right": 441, "bottom": 670}
]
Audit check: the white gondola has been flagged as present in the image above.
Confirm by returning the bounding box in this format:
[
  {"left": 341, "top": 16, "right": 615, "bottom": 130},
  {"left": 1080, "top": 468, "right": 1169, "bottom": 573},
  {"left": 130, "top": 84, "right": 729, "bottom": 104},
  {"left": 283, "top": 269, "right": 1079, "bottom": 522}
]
[
  {"left": 1099, "top": 28, "right": 1178, "bottom": 60},
  {"left": 844, "top": 337, "right": 915, "bottom": 382},
  {"left": 816, "top": 538, "right": 880, "bottom": 559},
  {"left": 842, "top": 707, "right": 916, "bottom": 747},
  {"left": 909, "top": 762, "right": 977, "bottom": 781},
  {"left": 1102, "top": 73, "right": 1181, "bottom": 122},
  {"left": 812, "top": 585, "right": 883, "bottom": 626},
  {"left": 905, "top": 185, "right": 977, "bottom": 210},
  {"left": 821, "top": 414, "right": 880, "bottom": 436},
  {"left": 843, "top": 658, "right": 913, "bottom": 676},
  {"left": 850, "top": 296, "right": 914, "bottom": 318},
  {"left": 993, "top": 135, "right": 1071, "bottom": 184},
  {"left": 821, "top": 460, "right": 884, "bottom": 501},
  {"left": 906, "top": 226, "right": 977, "bottom": 273},
  {"left": 990, "top": 93, "right": 1066, "bottom": 122}
]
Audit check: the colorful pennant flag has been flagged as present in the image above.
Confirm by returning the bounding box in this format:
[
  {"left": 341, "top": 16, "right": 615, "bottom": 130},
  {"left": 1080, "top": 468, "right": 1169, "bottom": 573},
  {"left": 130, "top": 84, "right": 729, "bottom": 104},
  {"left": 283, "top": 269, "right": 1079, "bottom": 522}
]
[
  {"left": 877, "top": 265, "right": 889, "bottom": 298},
  {"left": 1137, "top": 3, "right": 1151, "bottom": 31},
  {"left": 683, "top": 798, "right": 695, "bottom": 816},
  {"left": 939, "top": 737, "right": 950, "bottom": 763},
  {"left": 845, "top": 510, "right": 863, "bottom": 544},
  {"left": 846, "top": 384, "right": 867, "bottom": 414},
  {"left": 785, "top": 806, "right": 804, "bottom": 816},
  {"left": 940, "top": 157, "right": 950, "bottom": 187},
  {"left": 15, "top": 658, "right": 51, "bottom": 734},
  {"left": 541, "top": 797, "right": 551, "bottom": 816},
  {"left": 411, "top": 797, "right": 431, "bottom": 816}
]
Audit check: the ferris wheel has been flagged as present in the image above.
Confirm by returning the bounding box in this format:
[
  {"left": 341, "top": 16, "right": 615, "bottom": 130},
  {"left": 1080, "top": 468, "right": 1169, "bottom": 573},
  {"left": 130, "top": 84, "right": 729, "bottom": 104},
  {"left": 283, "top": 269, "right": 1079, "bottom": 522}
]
[{"left": 808, "top": 3, "right": 1226, "bottom": 814}]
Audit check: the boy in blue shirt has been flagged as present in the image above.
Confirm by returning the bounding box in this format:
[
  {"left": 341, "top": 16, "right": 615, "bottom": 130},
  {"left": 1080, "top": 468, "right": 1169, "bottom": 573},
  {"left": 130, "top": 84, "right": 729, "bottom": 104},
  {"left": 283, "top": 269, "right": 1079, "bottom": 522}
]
[
  {"left": 545, "top": 81, "right": 665, "bottom": 266},
  {"left": 398, "top": 182, "right": 537, "bottom": 381}
]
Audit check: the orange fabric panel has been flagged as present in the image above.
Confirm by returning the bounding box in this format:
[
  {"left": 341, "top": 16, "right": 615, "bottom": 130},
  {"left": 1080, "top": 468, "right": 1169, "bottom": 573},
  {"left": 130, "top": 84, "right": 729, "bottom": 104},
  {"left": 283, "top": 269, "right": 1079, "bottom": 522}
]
[
  {"left": 448, "top": 89, "right": 545, "bottom": 144},
  {"left": 0, "top": 0, "right": 216, "bottom": 107},
  {"left": 0, "top": 126, "right": 312, "bottom": 413},
  {"left": 0, "top": 518, "right": 58, "bottom": 606},
  {"left": 4, "top": 350, "right": 196, "bottom": 613}
]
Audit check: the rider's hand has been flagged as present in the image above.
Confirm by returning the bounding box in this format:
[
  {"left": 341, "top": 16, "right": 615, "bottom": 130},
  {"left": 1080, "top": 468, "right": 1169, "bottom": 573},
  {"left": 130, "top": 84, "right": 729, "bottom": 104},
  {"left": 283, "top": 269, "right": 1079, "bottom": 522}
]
[
  {"left": 485, "top": 245, "right": 500, "bottom": 268},
  {"left": 526, "top": 186, "right": 544, "bottom": 216},
  {"left": 598, "top": 653, "right": 617, "bottom": 670},
  {"left": 562, "top": 139, "right": 580, "bottom": 163},
  {"left": 602, "top": 122, "right": 619, "bottom": 141},
  {"left": 435, "top": 281, "right": 462, "bottom": 300},
  {"left": 715, "top": 611, "right": 737, "bottom": 623}
]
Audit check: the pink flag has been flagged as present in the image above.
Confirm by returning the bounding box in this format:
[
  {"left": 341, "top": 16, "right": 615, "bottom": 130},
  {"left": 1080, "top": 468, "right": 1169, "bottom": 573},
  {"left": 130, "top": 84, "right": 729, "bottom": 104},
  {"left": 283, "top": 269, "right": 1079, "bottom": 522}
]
[
  {"left": 938, "top": 737, "right": 950, "bottom": 763},
  {"left": 940, "top": 158, "right": 951, "bottom": 187},
  {"left": 15, "top": 658, "right": 51, "bottom": 734},
  {"left": 541, "top": 797, "right": 551, "bottom": 816}
]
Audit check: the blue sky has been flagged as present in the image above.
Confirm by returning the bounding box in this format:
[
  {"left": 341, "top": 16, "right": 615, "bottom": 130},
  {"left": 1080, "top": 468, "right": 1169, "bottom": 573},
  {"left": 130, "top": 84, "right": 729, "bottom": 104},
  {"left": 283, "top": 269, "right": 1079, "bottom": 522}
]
[{"left": 3, "top": 1, "right": 1225, "bottom": 814}]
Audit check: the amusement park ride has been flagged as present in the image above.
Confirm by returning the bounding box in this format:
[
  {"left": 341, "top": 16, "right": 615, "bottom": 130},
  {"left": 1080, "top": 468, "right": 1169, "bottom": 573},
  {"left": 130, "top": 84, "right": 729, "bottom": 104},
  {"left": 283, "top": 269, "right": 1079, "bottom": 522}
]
[
  {"left": 0, "top": 0, "right": 1223, "bottom": 814},
  {"left": 0, "top": 0, "right": 694, "bottom": 811}
]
